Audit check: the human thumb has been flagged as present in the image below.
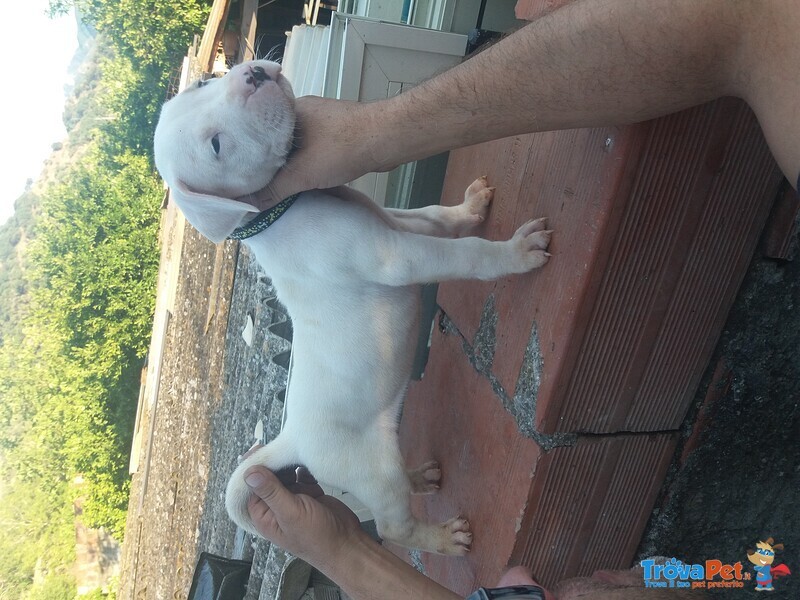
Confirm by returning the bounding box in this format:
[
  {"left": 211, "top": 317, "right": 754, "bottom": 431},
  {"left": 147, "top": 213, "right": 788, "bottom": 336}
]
[{"left": 244, "top": 466, "right": 292, "bottom": 510}]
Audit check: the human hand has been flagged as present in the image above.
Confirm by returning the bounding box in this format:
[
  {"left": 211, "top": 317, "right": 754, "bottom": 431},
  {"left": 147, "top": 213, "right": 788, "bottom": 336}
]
[
  {"left": 240, "top": 96, "right": 391, "bottom": 209},
  {"left": 243, "top": 463, "right": 364, "bottom": 566}
]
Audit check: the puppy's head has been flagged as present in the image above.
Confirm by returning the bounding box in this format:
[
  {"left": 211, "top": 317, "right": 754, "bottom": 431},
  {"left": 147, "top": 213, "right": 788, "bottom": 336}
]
[{"left": 154, "top": 60, "right": 296, "bottom": 242}]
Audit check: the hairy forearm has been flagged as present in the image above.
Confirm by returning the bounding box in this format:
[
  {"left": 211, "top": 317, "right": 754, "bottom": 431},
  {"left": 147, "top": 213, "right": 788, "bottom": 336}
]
[
  {"left": 263, "top": 0, "right": 796, "bottom": 202},
  {"left": 317, "top": 534, "right": 461, "bottom": 600},
  {"left": 369, "top": 0, "right": 744, "bottom": 171}
]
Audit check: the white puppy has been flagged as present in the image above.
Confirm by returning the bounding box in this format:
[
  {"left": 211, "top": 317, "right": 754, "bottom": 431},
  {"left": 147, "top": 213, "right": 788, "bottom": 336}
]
[{"left": 153, "top": 60, "right": 551, "bottom": 555}]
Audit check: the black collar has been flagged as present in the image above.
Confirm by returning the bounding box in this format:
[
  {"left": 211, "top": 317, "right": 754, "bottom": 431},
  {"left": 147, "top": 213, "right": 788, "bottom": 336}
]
[{"left": 228, "top": 193, "right": 300, "bottom": 240}]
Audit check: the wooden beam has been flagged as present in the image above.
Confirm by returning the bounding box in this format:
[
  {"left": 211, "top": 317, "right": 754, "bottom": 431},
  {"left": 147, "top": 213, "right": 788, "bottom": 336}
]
[
  {"left": 197, "top": 0, "right": 233, "bottom": 72},
  {"left": 240, "top": 0, "right": 259, "bottom": 62}
]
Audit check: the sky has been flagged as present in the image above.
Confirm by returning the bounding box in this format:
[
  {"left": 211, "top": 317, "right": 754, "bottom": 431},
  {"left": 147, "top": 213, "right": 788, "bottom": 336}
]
[{"left": 3, "top": 1, "right": 77, "bottom": 226}]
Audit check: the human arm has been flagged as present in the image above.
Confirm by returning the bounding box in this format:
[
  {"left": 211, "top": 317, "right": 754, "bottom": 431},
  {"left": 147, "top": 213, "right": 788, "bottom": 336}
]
[
  {"left": 253, "top": 0, "right": 798, "bottom": 207},
  {"left": 243, "top": 465, "right": 463, "bottom": 600},
  {"left": 242, "top": 466, "right": 708, "bottom": 599}
]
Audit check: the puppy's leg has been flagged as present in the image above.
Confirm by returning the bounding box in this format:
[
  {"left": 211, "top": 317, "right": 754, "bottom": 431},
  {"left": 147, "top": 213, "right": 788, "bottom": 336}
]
[
  {"left": 384, "top": 176, "right": 494, "bottom": 238},
  {"left": 371, "top": 479, "right": 472, "bottom": 555},
  {"left": 364, "top": 218, "right": 552, "bottom": 286},
  {"left": 350, "top": 448, "right": 471, "bottom": 555}
]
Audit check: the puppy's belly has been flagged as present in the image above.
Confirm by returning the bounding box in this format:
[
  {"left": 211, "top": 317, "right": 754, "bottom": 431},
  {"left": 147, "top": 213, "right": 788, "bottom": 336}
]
[{"left": 286, "top": 315, "right": 417, "bottom": 415}]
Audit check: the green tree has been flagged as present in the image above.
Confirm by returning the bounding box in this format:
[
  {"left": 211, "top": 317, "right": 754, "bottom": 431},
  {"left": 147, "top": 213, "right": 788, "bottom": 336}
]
[
  {"left": 51, "top": 0, "right": 212, "bottom": 158},
  {"left": 24, "top": 573, "right": 76, "bottom": 600},
  {"left": 22, "top": 150, "right": 162, "bottom": 536},
  {"left": 0, "top": 0, "right": 213, "bottom": 595}
]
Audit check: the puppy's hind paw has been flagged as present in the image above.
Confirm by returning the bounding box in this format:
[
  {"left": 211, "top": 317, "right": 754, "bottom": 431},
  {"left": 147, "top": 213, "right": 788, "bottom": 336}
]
[
  {"left": 439, "top": 517, "right": 472, "bottom": 555},
  {"left": 408, "top": 460, "right": 441, "bottom": 494}
]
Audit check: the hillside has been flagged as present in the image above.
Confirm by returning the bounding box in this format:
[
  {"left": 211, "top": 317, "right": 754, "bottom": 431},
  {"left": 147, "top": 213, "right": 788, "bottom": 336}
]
[{"left": 0, "top": 2, "right": 212, "bottom": 598}]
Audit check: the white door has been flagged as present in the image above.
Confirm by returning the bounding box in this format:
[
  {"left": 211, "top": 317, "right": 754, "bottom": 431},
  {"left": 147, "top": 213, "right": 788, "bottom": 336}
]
[{"left": 324, "top": 14, "right": 467, "bottom": 205}]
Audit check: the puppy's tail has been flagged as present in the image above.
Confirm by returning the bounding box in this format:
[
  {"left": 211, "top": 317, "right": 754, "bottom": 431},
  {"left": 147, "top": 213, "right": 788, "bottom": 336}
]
[{"left": 225, "top": 434, "right": 299, "bottom": 536}]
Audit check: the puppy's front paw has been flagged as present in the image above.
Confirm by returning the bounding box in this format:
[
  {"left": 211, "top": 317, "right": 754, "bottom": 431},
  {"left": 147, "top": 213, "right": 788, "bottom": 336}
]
[
  {"left": 507, "top": 217, "right": 552, "bottom": 273},
  {"left": 462, "top": 176, "right": 494, "bottom": 220},
  {"left": 447, "top": 176, "right": 494, "bottom": 236},
  {"left": 438, "top": 517, "right": 472, "bottom": 555},
  {"left": 408, "top": 460, "right": 441, "bottom": 494}
]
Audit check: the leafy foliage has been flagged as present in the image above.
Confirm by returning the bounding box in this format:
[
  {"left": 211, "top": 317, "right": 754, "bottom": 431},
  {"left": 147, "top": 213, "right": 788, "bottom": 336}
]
[
  {"left": 25, "top": 574, "right": 77, "bottom": 600},
  {"left": 52, "top": 0, "right": 210, "bottom": 158},
  {"left": 0, "top": 0, "right": 212, "bottom": 596}
]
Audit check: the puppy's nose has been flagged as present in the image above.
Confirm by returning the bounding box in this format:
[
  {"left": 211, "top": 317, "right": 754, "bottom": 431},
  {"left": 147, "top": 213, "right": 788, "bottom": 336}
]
[
  {"left": 245, "top": 63, "right": 281, "bottom": 87},
  {"left": 251, "top": 65, "right": 271, "bottom": 82}
]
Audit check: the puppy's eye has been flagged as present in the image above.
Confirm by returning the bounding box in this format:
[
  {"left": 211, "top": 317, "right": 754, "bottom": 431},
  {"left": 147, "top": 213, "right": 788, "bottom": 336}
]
[{"left": 211, "top": 134, "right": 220, "bottom": 155}]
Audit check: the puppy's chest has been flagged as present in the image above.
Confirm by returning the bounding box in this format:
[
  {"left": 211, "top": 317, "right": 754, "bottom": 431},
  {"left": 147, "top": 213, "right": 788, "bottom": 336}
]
[
  {"left": 269, "top": 274, "right": 364, "bottom": 322},
  {"left": 269, "top": 277, "right": 308, "bottom": 309}
]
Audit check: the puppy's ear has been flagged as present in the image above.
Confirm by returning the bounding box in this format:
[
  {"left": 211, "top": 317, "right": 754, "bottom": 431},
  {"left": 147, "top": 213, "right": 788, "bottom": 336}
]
[{"left": 169, "top": 180, "right": 260, "bottom": 244}]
